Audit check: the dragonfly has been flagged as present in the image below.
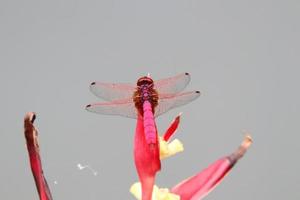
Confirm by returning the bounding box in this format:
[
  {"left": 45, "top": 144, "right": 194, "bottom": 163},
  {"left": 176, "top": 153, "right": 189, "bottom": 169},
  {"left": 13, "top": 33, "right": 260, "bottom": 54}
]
[{"left": 86, "top": 72, "right": 200, "bottom": 145}]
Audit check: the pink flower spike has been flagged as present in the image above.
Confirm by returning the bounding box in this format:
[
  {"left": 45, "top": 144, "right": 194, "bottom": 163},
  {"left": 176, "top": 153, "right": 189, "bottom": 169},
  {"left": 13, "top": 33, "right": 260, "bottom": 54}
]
[
  {"left": 171, "top": 135, "right": 253, "bottom": 200},
  {"left": 24, "top": 112, "right": 53, "bottom": 200},
  {"left": 163, "top": 113, "right": 181, "bottom": 142}
]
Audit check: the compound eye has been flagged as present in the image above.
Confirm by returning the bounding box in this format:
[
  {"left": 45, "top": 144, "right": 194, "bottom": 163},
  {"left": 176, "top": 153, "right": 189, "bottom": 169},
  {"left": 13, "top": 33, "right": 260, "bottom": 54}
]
[{"left": 137, "top": 80, "right": 144, "bottom": 86}]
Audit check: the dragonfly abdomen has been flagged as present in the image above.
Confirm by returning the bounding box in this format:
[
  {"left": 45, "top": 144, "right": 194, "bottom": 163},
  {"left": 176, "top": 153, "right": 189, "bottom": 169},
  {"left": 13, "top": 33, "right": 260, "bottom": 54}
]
[{"left": 143, "top": 101, "right": 156, "bottom": 144}]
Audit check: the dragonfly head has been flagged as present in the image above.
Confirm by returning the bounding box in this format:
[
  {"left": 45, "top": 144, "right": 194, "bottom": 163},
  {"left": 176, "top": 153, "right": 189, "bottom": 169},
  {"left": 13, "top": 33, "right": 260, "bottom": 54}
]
[{"left": 137, "top": 76, "right": 154, "bottom": 87}]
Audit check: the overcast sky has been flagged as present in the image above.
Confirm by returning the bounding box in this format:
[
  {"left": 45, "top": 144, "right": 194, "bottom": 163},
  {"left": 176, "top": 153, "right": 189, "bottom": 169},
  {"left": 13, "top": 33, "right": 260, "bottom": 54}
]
[{"left": 1, "top": 0, "right": 300, "bottom": 199}]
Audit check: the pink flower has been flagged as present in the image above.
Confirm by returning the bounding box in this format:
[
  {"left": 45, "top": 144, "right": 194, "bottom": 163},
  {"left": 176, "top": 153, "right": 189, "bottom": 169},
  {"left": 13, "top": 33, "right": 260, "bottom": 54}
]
[
  {"left": 22, "top": 112, "right": 252, "bottom": 200},
  {"left": 131, "top": 114, "right": 252, "bottom": 200}
]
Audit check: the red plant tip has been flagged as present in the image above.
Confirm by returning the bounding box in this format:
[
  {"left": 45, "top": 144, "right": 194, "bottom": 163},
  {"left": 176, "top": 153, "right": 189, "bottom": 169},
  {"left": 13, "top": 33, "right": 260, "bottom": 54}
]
[
  {"left": 25, "top": 112, "right": 36, "bottom": 124},
  {"left": 228, "top": 134, "right": 253, "bottom": 165},
  {"left": 163, "top": 113, "right": 181, "bottom": 141},
  {"left": 242, "top": 134, "right": 253, "bottom": 149},
  {"left": 24, "top": 112, "right": 39, "bottom": 149}
]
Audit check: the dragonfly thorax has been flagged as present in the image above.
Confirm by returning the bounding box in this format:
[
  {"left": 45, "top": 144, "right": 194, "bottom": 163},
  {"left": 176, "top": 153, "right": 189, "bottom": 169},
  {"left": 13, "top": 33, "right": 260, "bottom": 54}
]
[
  {"left": 133, "top": 82, "right": 158, "bottom": 116},
  {"left": 140, "top": 85, "right": 152, "bottom": 101}
]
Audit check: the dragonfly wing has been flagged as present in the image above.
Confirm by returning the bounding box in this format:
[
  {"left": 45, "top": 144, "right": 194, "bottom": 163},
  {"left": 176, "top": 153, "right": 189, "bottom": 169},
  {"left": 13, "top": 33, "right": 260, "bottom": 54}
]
[
  {"left": 90, "top": 82, "right": 136, "bottom": 101},
  {"left": 86, "top": 99, "right": 138, "bottom": 119},
  {"left": 154, "top": 91, "right": 200, "bottom": 117},
  {"left": 154, "top": 72, "right": 191, "bottom": 95}
]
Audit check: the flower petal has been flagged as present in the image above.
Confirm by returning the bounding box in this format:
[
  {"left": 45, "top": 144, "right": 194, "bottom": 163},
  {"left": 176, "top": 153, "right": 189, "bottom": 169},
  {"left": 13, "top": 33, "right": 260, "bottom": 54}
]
[
  {"left": 24, "top": 112, "right": 53, "bottom": 200},
  {"left": 130, "top": 182, "right": 180, "bottom": 200},
  {"left": 171, "top": 135, "right": 253, "bottom": 200},
  {"left": 163, "top": 113, "right": 181, "bottom": 141},
  {"left": 159, "top": 137, "right": 184, "bottom": 159}
]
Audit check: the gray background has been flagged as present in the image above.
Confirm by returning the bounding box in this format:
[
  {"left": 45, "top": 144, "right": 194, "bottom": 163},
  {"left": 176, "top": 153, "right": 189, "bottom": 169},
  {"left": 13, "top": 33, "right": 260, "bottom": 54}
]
[{"left": 1, "top": 0, "right": 299, "bottom": 199}]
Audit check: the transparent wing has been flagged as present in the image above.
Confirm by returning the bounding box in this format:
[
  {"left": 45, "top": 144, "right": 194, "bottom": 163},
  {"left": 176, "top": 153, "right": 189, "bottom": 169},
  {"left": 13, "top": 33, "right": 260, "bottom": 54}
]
[
  {"left": 89, "top": 82, "right": 136, "bottom": 101},
  {"left": 89, "top": 72, "right": 191, "bottom": 101},
  {"left": 86, "top": 98, "right": 137, "bottom": 119},
  {"left": 154, "top": 91, "right": 200, "bottom": 117},
  {"left": 154, "top": 72, "right": 191, "bottom": 95}
]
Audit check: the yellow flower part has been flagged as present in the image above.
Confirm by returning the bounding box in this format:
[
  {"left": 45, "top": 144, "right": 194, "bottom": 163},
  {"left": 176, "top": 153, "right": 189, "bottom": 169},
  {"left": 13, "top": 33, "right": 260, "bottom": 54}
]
[
  {"left": 159, "top": 137, "right": 184, "bottom": 159},
  {"left": 130, "top": 182, "right": 180, "bottom": 200}
]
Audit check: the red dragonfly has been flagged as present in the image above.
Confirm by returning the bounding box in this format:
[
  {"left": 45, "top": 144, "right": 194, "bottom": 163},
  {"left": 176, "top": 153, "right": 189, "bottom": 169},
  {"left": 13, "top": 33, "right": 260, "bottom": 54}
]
[{"left": 86, "top": 72, "right": 200, "bottom": 145}]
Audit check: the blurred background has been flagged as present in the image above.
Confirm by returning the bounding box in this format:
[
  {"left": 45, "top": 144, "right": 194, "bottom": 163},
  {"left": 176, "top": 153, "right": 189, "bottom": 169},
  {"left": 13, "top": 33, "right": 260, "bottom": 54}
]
[{"left": 0, "top": 0, "right": 299, "bottom": 199}]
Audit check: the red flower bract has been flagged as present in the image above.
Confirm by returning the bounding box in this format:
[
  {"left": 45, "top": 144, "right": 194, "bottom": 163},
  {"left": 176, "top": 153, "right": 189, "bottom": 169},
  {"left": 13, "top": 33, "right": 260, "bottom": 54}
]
[{"left": 24, "top": 112, "right": 53, "bottom": 200}]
